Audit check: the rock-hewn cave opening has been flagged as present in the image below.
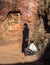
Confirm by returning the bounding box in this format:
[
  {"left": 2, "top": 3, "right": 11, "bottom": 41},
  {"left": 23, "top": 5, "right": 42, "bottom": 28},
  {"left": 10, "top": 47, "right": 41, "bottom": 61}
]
[
  {"left": 42, "top": 12, "right": 50, "bottom": 33},
  {"left": 37, "top": 0, "right": 50, "bottom": 33},
  {"left": 38, "top": 12, "right": 50, "bottom": 33}
]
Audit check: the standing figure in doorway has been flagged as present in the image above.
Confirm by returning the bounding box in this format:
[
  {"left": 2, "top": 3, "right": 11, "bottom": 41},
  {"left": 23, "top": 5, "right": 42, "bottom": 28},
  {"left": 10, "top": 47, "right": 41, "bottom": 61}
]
[{"left": 22, "top": 23, "right": 29, "bottom": 53}]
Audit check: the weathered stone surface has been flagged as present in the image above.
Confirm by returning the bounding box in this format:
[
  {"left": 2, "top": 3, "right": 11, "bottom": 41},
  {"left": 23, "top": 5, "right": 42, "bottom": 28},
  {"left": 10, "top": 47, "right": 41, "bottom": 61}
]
[
  {"left": 1, "top": 0, "right": 50, "bottom": 64},
  {"left": 33, "top": 0, "right": 50, "bottom": 57},
  {"left": 0, "top": 0, "right": 39, "bottom": 64},
  {"left": 0, "top": 0, "right": 39, "bottom": 43},
  {"left": 0, "top": 0, "right": 39, "bottom": 22},
  {"left": 0, "top": 0, "right": 50, "bottom": 58}
]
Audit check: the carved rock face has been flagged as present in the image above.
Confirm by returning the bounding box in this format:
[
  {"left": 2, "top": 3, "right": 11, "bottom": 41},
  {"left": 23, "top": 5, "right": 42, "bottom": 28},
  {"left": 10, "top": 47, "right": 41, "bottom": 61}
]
[
  {"left": 0, "top": 0, "right": 49, "bottom": 64},
  {"left": 0, "top": 0, "right": 39, "bottom": 22},
  {"left": 0, "top": 0, "right": 41, "bottom": 64},
  {"left": 0, "top": 0, "right": 39, "bottom": 43}
]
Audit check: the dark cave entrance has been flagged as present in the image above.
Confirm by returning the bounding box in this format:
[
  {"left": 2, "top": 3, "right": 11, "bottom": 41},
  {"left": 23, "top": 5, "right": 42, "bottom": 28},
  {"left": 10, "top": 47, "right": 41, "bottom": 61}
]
[
  {"left": 42, "top": 12, "right": 50, "bottom": 33},
  {"left": 38, "top": 11, "right": 50, "bottom": 33}
]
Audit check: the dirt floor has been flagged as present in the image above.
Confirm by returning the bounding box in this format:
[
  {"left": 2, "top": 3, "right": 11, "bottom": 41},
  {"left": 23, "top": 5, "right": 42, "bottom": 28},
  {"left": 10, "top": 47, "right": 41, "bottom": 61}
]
[
  {"left": 0, "top": 19, "right": 38, "bottom": 64},
  {"left": 0, "top": 42, "right": 38, "bottom": 64}
]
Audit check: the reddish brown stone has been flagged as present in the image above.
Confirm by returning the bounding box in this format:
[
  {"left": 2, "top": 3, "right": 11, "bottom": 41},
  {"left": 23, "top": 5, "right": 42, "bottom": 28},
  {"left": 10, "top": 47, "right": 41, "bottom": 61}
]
[
  {"left": 0, "top": 0, "right": 39, "bottom": 22},
  {"left": 0, "top": 0, "right": 39, "bottom": 43}
]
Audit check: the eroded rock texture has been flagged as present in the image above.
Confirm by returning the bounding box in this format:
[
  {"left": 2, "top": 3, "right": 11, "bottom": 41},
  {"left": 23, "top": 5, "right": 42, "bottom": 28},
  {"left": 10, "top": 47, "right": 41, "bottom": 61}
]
[
  {"left": 0, "top": 0, "right": 50, "bottom": 63},
  {"left": 32, "top": 0, "right": 50, "bottom": 57},
  {"left": 0, "top": 0, "right": 50, "bottom": 56},
  {"left": 0, "top": 0, "right": 40, "bottom": 63},
  {"left": 0, "top": 0, "right": 39, "bottom": 22},
  {"left": 0, "top": 0, "right": 39, "bottom": 44}
]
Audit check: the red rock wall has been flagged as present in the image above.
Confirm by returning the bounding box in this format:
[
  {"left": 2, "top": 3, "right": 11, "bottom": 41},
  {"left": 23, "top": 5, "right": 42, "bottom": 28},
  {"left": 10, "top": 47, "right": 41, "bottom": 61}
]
[
  {"left": 0, "top": 0, "right": 39, "bottom": 43},
  {"left": 0, "top": 0, "right": 39, "bottom": 22}
]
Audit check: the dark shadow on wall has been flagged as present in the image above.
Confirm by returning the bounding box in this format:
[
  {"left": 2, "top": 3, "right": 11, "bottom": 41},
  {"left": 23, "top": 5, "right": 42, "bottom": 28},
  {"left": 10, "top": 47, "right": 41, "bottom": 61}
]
[
  {"left": 0, "top": 39, "right": 50, "bottom": 65},
  {"left": 40, "top": 39, "right": 50, "bottom": 65},
  {"left": 8, "top": 11, "right": 21, "bottom": 15},
  {"left": 42, "top": 11, "right": 50, "bottom": 33},
  {"left": 38, "top": 7, "right": 50, "bottom": 33}
]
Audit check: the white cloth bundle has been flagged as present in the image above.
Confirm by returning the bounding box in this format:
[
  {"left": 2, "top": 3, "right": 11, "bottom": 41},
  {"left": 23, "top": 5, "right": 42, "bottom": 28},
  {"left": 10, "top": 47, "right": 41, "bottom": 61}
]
[{"left": 29, "top": 43, "right": 37, "bottom": 52}]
